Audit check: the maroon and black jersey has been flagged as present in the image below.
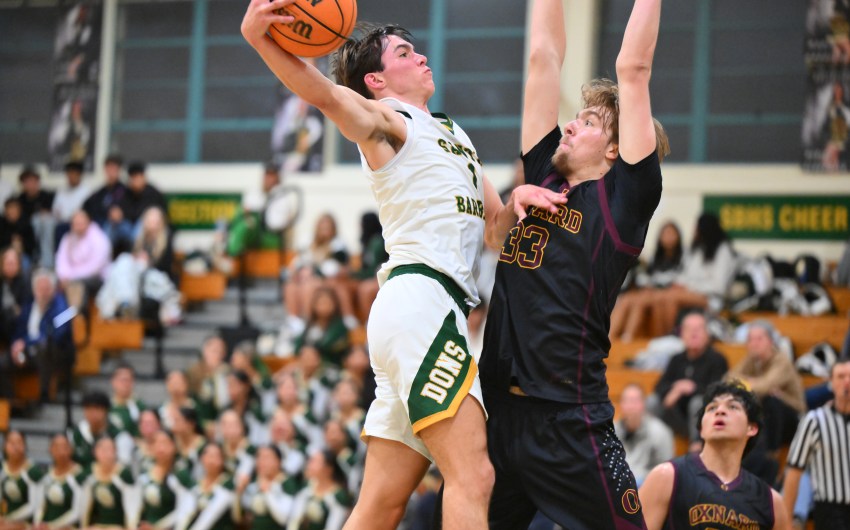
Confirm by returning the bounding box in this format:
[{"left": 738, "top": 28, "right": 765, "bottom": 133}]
[
  {"left": 663, "top": 454, "right": 775, "bottom": 530},
  {"left": 480, "top": 126, "right": 662, "bottom": 403}
]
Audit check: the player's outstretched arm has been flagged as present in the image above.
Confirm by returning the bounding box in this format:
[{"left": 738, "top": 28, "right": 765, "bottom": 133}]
[
  {"left": 638, "top": 462, "right": 675, "bottom": 530},
  {"left": 242, "top": 0, "right": 402, "bottom": 148},
  {"left": 521, "top": 0, "right": 566, "bottom": 155},
  {"left": 615, "top": 0, "right": 662, "bottom": 164}
]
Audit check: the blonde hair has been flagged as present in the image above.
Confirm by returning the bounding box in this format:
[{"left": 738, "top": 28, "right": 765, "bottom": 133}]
[
  {"left": 134, "top": 207, "right": 169, "bottom": 263},
  {"left": 581, "top": 78, "right": 671, "bottom": 162}
]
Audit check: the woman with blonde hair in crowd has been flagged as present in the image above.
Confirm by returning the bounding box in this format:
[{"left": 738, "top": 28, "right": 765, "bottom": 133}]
[
  {"left": 178, "top": 443, "right": 238, "bottom": 530},
  {"left": 134, "top": 206, "right": 174, "bottom": 279},
  {"left": 0, "top": 430, "right": 43, "bottom": 529},
  {"left": 35, "top": 433, "right": 86, "bottom": 530},
  {"left": 81, "top": 436, "right": 138, "bottom": 529}
]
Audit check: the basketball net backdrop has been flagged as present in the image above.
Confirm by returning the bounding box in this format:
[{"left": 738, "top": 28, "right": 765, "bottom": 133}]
[
  {"left": 48, "top": 0, "right": 102, "bottom": 173},
  {"left": 803, "top": 0, "right": 850, "bottom": 172}
]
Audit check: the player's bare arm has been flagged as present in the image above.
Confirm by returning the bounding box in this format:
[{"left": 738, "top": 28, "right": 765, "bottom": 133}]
[
  {"left": 241, "top": 0, "right": 406, "bottom": 170},
  {"left": 638, "top": 462, "right": 675, "bottom": 530},
  {"left": 615, "top": 0, "right": 662, "bottom": 163},
  {"left": 771, "top": 489, "right": 792, "bottom": 530},
  {"left": 521, "top": 0, "right": 566, "bottom": 155},
  {"left": 782, "top": 466, "right": 804, "bottom": 523}
]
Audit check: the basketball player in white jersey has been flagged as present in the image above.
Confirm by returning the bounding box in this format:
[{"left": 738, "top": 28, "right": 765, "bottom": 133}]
[{"left": 241, "top": 2, "right": 566, "bottom": 529}]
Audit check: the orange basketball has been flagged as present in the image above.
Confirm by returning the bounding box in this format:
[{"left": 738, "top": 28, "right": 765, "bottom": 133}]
[{"left": 269, "top": 0, "right": 357, "bottom": 58}]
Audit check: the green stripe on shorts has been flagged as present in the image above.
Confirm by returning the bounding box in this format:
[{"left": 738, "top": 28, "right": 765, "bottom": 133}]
[{"left": 409, "top": 309, "right": 475, "bottom": 433}]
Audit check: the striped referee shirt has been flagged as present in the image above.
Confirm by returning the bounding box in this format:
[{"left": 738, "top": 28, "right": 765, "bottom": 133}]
[{"left": 787, "top": 404, "right": 850, "bottom": 504}]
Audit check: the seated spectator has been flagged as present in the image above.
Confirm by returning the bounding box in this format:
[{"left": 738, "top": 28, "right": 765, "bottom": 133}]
[
  {"left": 0, "top": 167, "right": 13, "bottom": 211},
  {"left": 0, "top": 247, "right": 31, "bottom": 347},
  {"left": 350, "top": 212, "right": 388, "bottom": 324},
  {"left": 647, "top": 213, "right": 737, "bottom": 337},
  {"left": 294, "top": 286, "right": 351, "bottom": 368},
  {"left": 273, "top": 373, "right": 323, "bottom": 453},
  {"left": 133, "top": 409, "right": 162, "bottom": 478},
  {"left": 268, "top": 410, "right": 307, "bottom": 478},
  {"left": 0, "top": 197, "right": 37, "bottom": 263},
  {"left": 102, "top": 204, "right": 134, "bottom": 249},
  {"left": 230, "top": 340, "right": 276, "bottom": 414},
  {"left": 172, "top": 407, "right": 206, "bottom": 480},
  {"left": 137, "top": 430, "right": 194, "bottom": 529},
  {"left": 52, "top": 160, "right": 92, "bottom": 247},
  {"left": 290, "top": 345, "right": 337, "bottom": 423},
  {"left": 728, "top": 321, "right": 805, "bottom": 452},
  {"left": 341, "top": 344, "right": 376, "bottom": 409},
  {"left": 647, "top": 311, "right": 729, "bottom": 446},
  {"left": 0, "top": 430, "right": 44, "bottom": 526},
  {"left": 55, "top": 209, "right": 111, "bottom": 309},
  {"left": 219, "top": 410, "right": 257, "bottom": 483},
  {"left": 330, "top": 378, "right": 366, "bottom": 445},
  {"left": 81, "top": 436, "right": 138, "bottom": 529},
  {"left": 1, "top": 268, "right": 74, "bottom": 402},
  {"left": 120, "top": 161, "right": 166, "bottom": 227},
  {"left": 614, "top": 383, "right": 674, "bottom": 486},
  {"left": 181, "top": 442, "right": 238, "bottom": 530},
  {"left": 195, "top": 335, "right": 232, "bottom": 434},
  {"left": 134, "top": 206, "right": 175, "bottom": 280},
  {"left": 109, "top": 362, "right": 146, "bottom": 438},
  {"left": 224, "top": 370, "right": 269, "bottom": 446},
  {"left": 158, "top": 370, "right": 198, "bottom": 432},
  {"left": 83, "top": 153, "right": 128, "bottom": 227},
  {"left": 36, "top": 433, "right": 87, "bottom": 529},
  {"left": 288, "top": 450, "right": 351, "bottom": 530},
  {"left": 283, "top": 212, "right": 354, "bottom": 333},
  {"left": 95, "top": 238, "right": 145, "bottom": 320},
  {"left": 323, "top": 419, "right": 362, "bottom": 494},
  {"left": 610, "top": 220, "right": 684, "bottom": 341},
  {"left": 236, "top": 445, "right": 300, "bottom": 529},
  {"left": 70, "top": 391, "right": 134, "bottom": 468},
  {"left": 16, "top": 166, "right": 55, "bottom": 268}
]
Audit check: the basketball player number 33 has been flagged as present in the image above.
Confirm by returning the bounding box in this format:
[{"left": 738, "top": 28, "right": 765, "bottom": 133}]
[{"left": 499, "top": 224, "right": 549, "bottom": 269}]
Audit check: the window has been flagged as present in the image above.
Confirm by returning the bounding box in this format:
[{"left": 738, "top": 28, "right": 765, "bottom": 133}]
[
  {"left": 596, "top": 0, "right": 806, "bottom": 163},
  {"left": 0, "top": 4, "right": 57, "bottom": 164}
]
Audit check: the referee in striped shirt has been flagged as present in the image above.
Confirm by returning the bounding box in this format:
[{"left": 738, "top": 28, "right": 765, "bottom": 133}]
[{"left": 783, "top": 356, "right": 850, "bottom": 529}]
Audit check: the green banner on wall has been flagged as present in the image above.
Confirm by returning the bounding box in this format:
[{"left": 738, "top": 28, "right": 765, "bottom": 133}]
[
  {"left": 703, "top": 195, "right": 850, "bottom": 241},
  {"left": 166, "top": 193, "right": 241, "bottom": 230}
]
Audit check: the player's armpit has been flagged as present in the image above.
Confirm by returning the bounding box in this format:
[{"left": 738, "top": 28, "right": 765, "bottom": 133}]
[{"left": 638, "top": 462, "right": 675, "bottom": 530}]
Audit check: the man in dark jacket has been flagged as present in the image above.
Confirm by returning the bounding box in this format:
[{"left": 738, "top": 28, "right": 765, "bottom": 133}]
[
  {"left": 648, "top": 310, "right": 729, "bottom": 446},
  {"left": 119, "top": 160, "right": 167, "bottom": 225}
]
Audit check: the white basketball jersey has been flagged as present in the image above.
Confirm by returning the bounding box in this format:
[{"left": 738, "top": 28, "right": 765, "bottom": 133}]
[{"left": 359, "top": 98, "right": 485, "bottom": 307}]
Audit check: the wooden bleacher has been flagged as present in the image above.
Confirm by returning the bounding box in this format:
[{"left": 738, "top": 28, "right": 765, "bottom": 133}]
[
  {"left": 737, "top": 313, "right": 847, "bottom": 353},
  {"left": 180, "top": 270, "right": 227, "bottom": 303},
  {"left": 827, "top": 285, "right": 850, "bottom": 315},
  {"left": 0, "top": 399, "right": 8, "bottom": 432},
  {"left": 230, "top": 249, "right": 295, "bottom": 279}
]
